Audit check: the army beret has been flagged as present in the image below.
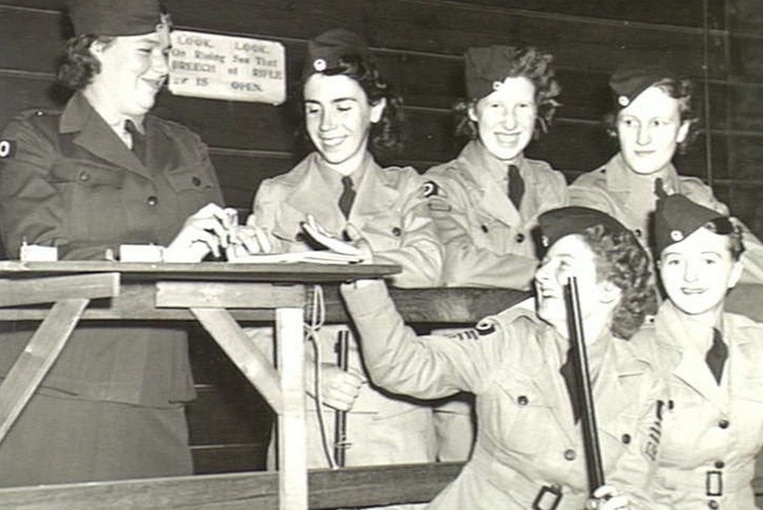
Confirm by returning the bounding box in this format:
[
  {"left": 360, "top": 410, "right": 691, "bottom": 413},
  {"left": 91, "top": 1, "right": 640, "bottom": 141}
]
[
  {"left": 609, "top": 65, "right": 676, "bottom": 109},
  {"left": 465, "top": 45, "right": 527, "bottom": 99},
  {"left": 654, "top": 194, "right": 732, "bottom": 256},
  {"left": 67, "top": 0, "right": 169, "bottom": 37},
  {"left": 537, "top": 206, "right": 632, "bottom": 251},
  {"left": 301, "top": 29, "right": 372, "bottom": 80}
]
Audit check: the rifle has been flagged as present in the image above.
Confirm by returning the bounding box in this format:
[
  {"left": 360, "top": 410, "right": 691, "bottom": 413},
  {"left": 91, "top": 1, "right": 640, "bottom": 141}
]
[
  {"left": 333, "top": 329, "right": 351, "bottom": 467},
  {"left": 564, "top": 276, "right": 605, "bottom": 494}
]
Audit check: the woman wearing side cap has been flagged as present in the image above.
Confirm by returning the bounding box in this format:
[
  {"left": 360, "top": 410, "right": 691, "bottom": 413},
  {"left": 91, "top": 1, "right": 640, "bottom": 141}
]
[
  {"left": 340, "top": 206, "right": 665, "bottom": 509},
  {"left": 238, "top": 29, "right": 442, "bottom": 508},
  {"left": 634, "top": 193, "right": 762, "bottom": 509},
  {"left": 568, "top": 65, "right": 762, "bottom": 320},
  {"left": 0, "top": 0, "right": 237, "bottom": 485}
]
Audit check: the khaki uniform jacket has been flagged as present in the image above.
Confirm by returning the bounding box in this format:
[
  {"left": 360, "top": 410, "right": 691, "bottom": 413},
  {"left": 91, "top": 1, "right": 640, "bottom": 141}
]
[
  {"left": 342, "top": 280, "right": 666, "bottom": 510},
  {"left": 569, "top": 154, "right": 763, "bottom": 285},
  {"left": 633, "top": 302, "right": 763, "bottom": 509},
  {"left": 425, "top": 141, "right": 568, "bottom": 290},
  {"left": 0, "top": 92, "right": 223, "bottom": 406},
  {"left": 253, "top": 152, "right": 443, "bottom": 288}
]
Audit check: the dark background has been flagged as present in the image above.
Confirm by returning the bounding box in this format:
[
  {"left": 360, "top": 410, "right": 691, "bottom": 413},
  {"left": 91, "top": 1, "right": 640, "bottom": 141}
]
[{"left": 0, "top": 0, "right": 760, "bottom": 476}]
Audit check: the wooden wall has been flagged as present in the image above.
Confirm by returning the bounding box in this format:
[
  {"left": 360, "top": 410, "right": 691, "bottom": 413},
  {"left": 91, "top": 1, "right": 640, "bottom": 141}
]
[{"left": 0, "top": 0, "right": 761, "bottom": 476}]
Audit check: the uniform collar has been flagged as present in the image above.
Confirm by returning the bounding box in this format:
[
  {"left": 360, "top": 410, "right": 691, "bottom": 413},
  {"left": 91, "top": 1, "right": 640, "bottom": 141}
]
[
  {"left": 603, "top": 153, "right": 681, "bottom": 195},
  {"left": 59, "top": 93, "right": 150, "bottom": 179},
  {"left": 315, "top": 152, "right": 370, "bottom": 194}
]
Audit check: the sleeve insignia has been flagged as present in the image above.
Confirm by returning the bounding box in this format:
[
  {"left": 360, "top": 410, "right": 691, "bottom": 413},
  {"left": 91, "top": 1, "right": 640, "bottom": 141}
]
[
  {"left": 422, "top": 180, "right": 441, "bottom": 198},
  {"left": 642, "top": 399, "right": 667, "bottom": 462},
  {"left": 0, "top": 140, "right": 17, "bottom": 159},
  {"left": 447, "top": 329, "right": 480, "bottom": 341}
]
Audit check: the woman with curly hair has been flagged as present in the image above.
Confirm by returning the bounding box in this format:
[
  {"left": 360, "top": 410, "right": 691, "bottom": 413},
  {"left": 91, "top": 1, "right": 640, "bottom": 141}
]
[
  {"left": 340, "top": 206, "right": 664, "bottom": 509},
  {"left": 569, "top": 66, "right": 762, "bottom": 319},
  {"left": 424, "top": 45, "right": 567, "bottom": 291},
  {"left": 239, "top": 29, "right": 442, "bottom": 509}
]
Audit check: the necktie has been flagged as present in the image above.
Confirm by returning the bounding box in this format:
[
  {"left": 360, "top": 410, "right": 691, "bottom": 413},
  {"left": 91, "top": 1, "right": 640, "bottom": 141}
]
[
  {"left": 124, "top": 120, "right": 146, "bottom": 163},
  {"left": 706, "top": 328, "right": 728, "bottom": 384},
  {"left": 559, "top": 347, "right": 580, "bottom": 423},
  {"left": 508, "top": 164, "right": 524, "bottom": 210},
  {"left": 339, "top": 176, "right": 355, "bottom": 219}
]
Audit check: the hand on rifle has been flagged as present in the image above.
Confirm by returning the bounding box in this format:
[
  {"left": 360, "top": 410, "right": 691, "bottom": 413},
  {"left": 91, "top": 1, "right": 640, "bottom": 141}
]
[
  {"left": 313, "top": 363, "right": 364, "bottom": 412},
  {"left": 585, "top": 485, "right": 630, "bottom": 510}
]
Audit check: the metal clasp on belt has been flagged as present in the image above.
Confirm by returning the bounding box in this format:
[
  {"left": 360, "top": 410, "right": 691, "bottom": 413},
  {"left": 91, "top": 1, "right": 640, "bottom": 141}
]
[
  {"left": 706, "top": 470, "right": 723, "bottom": 497},
  {"left": 532, "top": 483, "right": 562, "bottom": 510}
]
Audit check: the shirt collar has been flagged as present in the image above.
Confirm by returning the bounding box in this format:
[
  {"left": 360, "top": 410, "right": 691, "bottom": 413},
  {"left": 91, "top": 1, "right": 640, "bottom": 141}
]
[{"left": 605, "top": 153, "right": 681, "bottom": 194}]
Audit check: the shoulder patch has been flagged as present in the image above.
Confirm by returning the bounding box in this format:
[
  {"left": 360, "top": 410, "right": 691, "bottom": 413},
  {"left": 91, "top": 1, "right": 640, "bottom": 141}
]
[
  {"left": 422, "top": 180, "right": 442, "bottom": 198},
  {"left": 641, "top": 399, "right": 667, "bottom": 463},
  {"left": 0, "top": 140, "right": 17, "bottom": 159}
]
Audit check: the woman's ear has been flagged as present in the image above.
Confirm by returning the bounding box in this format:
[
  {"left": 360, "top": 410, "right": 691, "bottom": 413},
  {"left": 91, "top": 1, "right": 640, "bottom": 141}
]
[
  {"left": 598, "top": 280, "right": 622, "bottom": 305},
  {"left": 676, "top": 120, "right": 691, "bottom": 144},
  {"left": 468, "top": 103, "right": 478, "bottom": 123},
  {"left": 370, "top": 97, "right": 387, "bottom": 124},
  {"left": 726, "top": 259, "right": 744, "bottom": 290}
]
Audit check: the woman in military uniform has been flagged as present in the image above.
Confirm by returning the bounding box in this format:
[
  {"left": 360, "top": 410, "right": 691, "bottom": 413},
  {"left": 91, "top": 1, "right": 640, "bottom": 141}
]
[
  {"left": 424, "top": 45, "right": 568, "bottom": 291},
  {"left": 637, "top": 194, "right": 762, "bottom": 509},
  {"left": 340, "top": 206, "right": 665, "bottom": 510},
  {"left": 0, "top": 0, "right": 234, "bottom": 485},
  {"left": 568, "top": 65, "right": 762, "bottom": 320},
  {"left": 240, "top": 29, "right": 442, "bottom": 507}
]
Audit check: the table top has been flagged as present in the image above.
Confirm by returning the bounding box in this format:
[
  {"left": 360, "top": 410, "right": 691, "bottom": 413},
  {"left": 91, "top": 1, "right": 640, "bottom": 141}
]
[{"left": 0, "top": 260, "right": 401, "bottom": 283}]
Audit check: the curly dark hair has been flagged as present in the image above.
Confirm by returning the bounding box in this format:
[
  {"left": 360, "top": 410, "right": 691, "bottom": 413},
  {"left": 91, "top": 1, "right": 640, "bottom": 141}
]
[
  {"left": 605, "top": 77, "right": 699, "bottom": 154},
  {"left": 582, "top": 224, "right": 657, "bottom": 340},
  {"left": 56, "top": 35, "right": 115, "bottom": 91},
  {"left": 454, "top": 46, "right": 561, "bottom": 140},
  {"left": 298, "top": 54, "right": 405, "bottom": 155}
]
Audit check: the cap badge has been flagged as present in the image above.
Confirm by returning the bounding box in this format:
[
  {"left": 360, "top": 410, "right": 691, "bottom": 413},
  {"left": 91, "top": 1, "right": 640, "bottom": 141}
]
[
  {"left": 313, "top": 58, "right": 327, "bottom": 72},
  {"left": 618, "top": 95, "right": 630, "bottom": 107},
  {"left": 541, "top": 235, "right": 550, "bottom": 248},
  {"left": 670, "top": 230, "right": 683, "bottom": 241},
  {"left": 492, "top": 80, "right": 502, "bottom": 91}
]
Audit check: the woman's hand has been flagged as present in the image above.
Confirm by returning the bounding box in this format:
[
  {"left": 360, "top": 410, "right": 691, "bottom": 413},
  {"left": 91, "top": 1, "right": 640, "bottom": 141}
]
[
  {"left": 312, "top": 363, "right": 364, "bottom": 412},
  {"left": 164, "top": 203, "right": 237, "bottom": 262},
  {"left": 585, "top": 485, "right": 631, "bottom": 510},
  {"left": 225, "top": 214, "right": 275, "bottom": 259}
]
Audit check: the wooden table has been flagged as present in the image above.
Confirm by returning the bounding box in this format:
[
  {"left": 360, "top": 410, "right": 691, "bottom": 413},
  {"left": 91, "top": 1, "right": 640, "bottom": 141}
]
[{"left": 0, "top": 260, "right": 400, "bottom": 510}]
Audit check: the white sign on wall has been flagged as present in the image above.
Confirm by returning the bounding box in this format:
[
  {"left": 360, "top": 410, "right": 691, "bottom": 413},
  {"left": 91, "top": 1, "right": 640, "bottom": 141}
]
[{"left": 169, "top": 30, "right": 286, "bottom": 105}]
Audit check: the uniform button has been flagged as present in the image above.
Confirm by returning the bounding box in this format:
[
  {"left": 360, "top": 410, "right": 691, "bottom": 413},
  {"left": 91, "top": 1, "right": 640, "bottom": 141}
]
[
  {"left": 392, "top": 227, "right": 402, "bottom": 237},
  {"left": 481, "top": 225, "right": 489, "bottom": 233},
  {"left": 718, "top": 419, "right": 729, "bottom": 429},
  {"left": 621, "top": 434, "right": 631, "bottom": 444},
  {"left": 295, "top": 232, "right": 306, "bottom": 242},
  {"left": 714, "top": 460, "right": 725, "bottom": 469},
  {"left": 517, "top": 395, "right": 528, "bottom": 406},
  {"left": 515, "top": 233, "right": 525, "bottom": 243},
  {"left": 708, "top": 500, "right": 719, "bottom": 509},
  {"left": 191, "top": 176, "right": 201, "bottom": 187},
  {"left": 34, "top": 110, "right": 45, "bottom": 116},
  {"left": 564, "top": 449, "right": 576, "bottom": 461},
  {"left": 78, "top": 172, "right": 90, "bottom": 182},
  {"left": 146, "top": 195, "right": 158, "bottom": 206}
]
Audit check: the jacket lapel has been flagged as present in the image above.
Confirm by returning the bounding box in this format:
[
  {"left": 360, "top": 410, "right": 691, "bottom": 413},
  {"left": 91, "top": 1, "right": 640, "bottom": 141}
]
[
  {"left": 460, "top": 142, "right": 521, "bottom": 227},
  {"left": 285, "top": 154, "right": 347, "bottom": 234},
  {"left": 349, "top": 158, "right": 398, "bottom": 231}
]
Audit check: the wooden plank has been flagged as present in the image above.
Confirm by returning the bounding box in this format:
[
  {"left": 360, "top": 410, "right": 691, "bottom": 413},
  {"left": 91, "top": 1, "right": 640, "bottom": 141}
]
[
  {"left": 157, "top": 282, "right": 305, "bottom": 308},
  {"left": 0, "top": 273, "right": 119, "bottom": 307},
  {"left": 0, "top": 462, "right": 462, "bottom": 509},
  {"left": 190, "top": 307, "right": 284, "bottom": 414},
  {"left": 0, "top": 298, "right": 88, "bottom": 443},
  {"left": 276, "top": 306, "right": 308, "bottom": 510}
]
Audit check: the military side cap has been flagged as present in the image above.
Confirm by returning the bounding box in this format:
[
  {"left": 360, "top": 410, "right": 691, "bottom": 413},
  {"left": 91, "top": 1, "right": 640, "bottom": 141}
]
[
  {"left": 67, "top": 0, "right": 168, "bottom": 37},
  {"left": 465, "top": 46, "right": 523, "bottom": 99},
  {"left": 537, "top": 206, "right": 631, "bottom": 250},
  {"left": 302, "top": 29, "right": 372, "bottom": 80},
  {"left": 609, "top": 65, "right": 675, "bottom": 109},
  {"left": 654, "top": 194, "right": 732, "bottom": 255}
]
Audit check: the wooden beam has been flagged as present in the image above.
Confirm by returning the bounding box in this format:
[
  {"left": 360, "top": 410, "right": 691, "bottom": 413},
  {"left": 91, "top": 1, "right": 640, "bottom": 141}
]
[
  {"left": 0, "top": 298, "right": 89, "bottom": 443},
  {"left": 157, "top": 282, "right": 305, "bottom": 309},
  {"left": 190, "top": 307, "right": 283, "bottom": 414},
  {"left": 0, "top": 273, "right": 119, "bottom": 307},
  {"left": 0, "top": 462, "right": 463, "bottom": 509}
]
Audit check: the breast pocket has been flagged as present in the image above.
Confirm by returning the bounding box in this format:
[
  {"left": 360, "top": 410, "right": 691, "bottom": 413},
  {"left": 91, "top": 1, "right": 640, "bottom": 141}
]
[
  {"left": 362, "top": 212, "right": 404, "bottom": 252},
  {"left": 50, "top": 159, "right": 127, "bottom": 239},
  {"left": 482, "top": 372, "right": 551, "bottom": 455},
  {"left": 732, "top": 379, "right": 764, "bottom": 453}
]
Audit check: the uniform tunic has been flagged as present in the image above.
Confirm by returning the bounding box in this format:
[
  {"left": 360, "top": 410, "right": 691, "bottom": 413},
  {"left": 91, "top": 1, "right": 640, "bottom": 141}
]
[
  {"left": 425, "top": 141, "right": 568, "bottom": 290},
  {"left": 569, "top": 154, "right": 763, "bottom": 320},
  {"left": 0, "top": 92, "right": 223, "bottom": 485},
  {"left": 247, "top": 152, "right": 442, "bottom": 500},
  {"left": 634, "top": 302, "right": 763, "bottom": 509},
  {"left": 342, "top": 280, "right": 665, "bottom": 510}
]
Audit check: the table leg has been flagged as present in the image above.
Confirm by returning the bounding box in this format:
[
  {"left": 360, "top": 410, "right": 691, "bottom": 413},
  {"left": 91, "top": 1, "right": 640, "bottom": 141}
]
[{"left": 276, "top": 306, "right": 307, "bottom": 510}]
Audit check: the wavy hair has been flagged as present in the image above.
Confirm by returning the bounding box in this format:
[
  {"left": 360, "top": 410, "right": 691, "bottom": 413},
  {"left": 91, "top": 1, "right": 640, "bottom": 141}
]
[
  {"left": 583, "top": 224, "right": 657, "bottom": 340},
  {"left": 298, "top": 54, "right": 405, "bottom": 155},
  {"left": 454, "top": 46, "right": 561, "bottom": 140},
  {"left": 56, "top": 35, "right": 115, "bottom": 91}
]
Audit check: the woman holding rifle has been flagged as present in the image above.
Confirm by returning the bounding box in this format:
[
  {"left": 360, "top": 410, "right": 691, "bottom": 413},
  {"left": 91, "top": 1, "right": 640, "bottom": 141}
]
[{"left": 339, "top": 206, "right": 665, "bottom": 509}]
